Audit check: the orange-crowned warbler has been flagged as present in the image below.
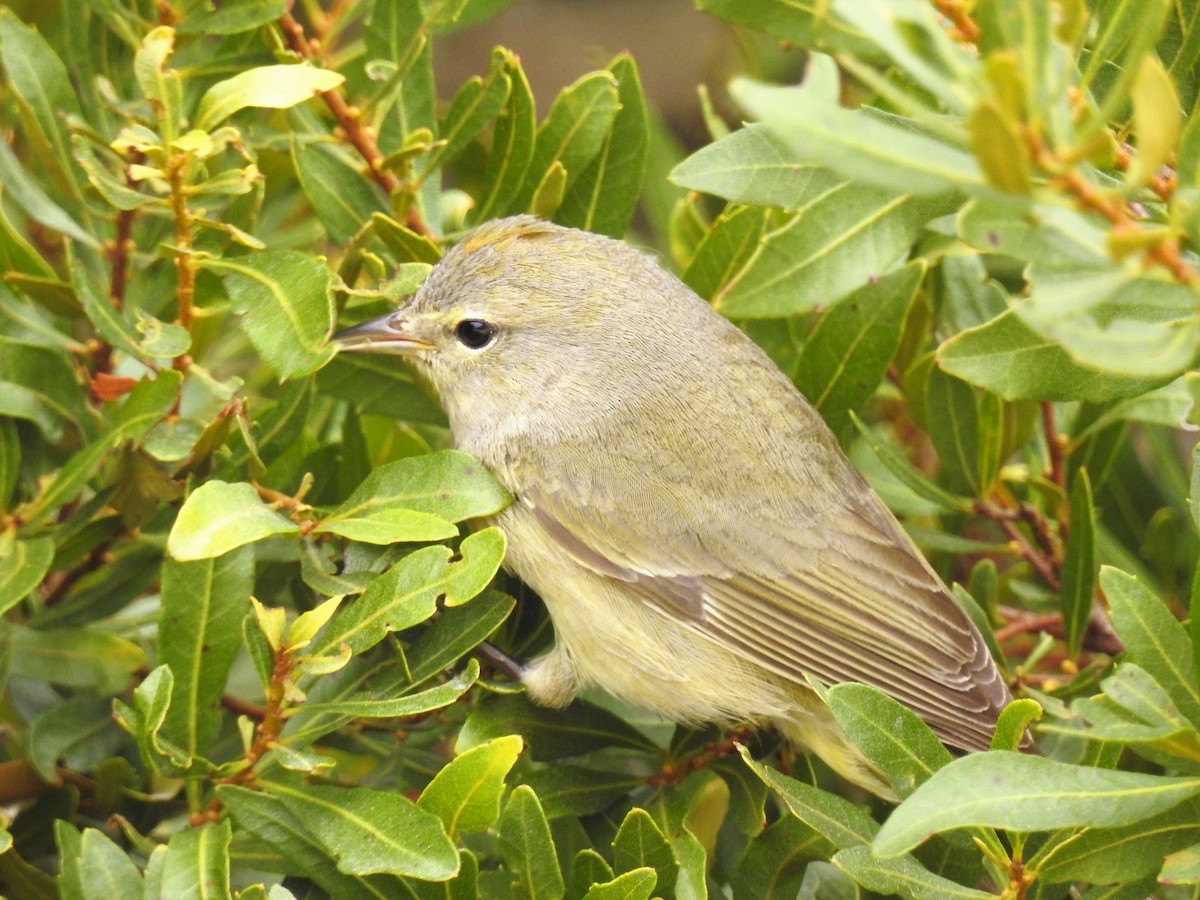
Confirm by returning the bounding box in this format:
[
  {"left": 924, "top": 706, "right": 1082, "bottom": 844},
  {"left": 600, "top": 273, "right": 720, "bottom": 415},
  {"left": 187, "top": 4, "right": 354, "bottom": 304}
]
[{"left": 335, "top": 215, "right": 1014, "bottom": 796}]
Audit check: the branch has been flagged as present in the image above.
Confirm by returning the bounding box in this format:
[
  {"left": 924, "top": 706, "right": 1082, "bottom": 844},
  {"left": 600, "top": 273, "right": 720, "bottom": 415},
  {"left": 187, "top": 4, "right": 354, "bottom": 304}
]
[
  {"left": 931, "top": 0, "right": 979, "bottom": 43},
  {"left": 277, "top": 12, "right": 430, "bottom": 236},
  {"left": 648, "top": 728, "right": 753, "bottom": 787},
  {"left": 1029, "top": 134, "right": 1200, "bottom": 286},
  {"left": 975, "top": 499, "right": 1062, "bottom": 590}
]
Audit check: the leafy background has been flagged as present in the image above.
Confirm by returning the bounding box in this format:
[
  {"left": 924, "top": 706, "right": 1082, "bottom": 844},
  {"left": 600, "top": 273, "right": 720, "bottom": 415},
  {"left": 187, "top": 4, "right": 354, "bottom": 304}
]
[{"left": 0, "top": 0, "right": 1199, "bottom": 897}]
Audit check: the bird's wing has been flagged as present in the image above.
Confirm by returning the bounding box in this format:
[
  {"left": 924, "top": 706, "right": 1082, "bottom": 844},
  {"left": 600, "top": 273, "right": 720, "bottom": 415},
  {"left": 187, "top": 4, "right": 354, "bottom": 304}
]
[{"left": 518, "top": 473, "right": 1010, "bottom": 752}]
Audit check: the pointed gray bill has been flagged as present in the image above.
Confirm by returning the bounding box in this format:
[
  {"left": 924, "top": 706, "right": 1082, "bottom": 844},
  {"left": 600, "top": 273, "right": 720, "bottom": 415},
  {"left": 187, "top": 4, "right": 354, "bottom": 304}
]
[{"left": 333, "top": 313, "right": 434, "bottom": 355}]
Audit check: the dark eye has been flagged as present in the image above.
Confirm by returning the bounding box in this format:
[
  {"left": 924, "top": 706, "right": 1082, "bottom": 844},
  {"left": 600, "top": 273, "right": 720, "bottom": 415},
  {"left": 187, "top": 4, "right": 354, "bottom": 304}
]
[{"left": 455, "top": 319, "right": 495, "bottom": 349}]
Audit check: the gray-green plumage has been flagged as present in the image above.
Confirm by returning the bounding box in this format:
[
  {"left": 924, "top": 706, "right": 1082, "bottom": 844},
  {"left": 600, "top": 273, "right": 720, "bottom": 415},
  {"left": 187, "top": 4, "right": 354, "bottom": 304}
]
[{"left": 338, "top": 215, "right": 1013, "bottom": 795}]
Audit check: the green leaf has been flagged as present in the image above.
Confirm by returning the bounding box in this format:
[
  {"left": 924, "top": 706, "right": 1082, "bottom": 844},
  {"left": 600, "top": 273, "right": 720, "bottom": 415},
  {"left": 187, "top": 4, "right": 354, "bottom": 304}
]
[
  {"left": 514, "top": 71, "right": 620, "bottom": 213},
  {"left": 0, "top": 417, "right": 17, "bottom": 513},
  {"left": 285, "top": 596, "right": 511, "bottom": 748},
  {"left": 364, "top": 0, "right": 437, "bottom": 161},
  {"left": 195, "top": 64, "right": 345, "bottom": 131},
  {"left": 738, "top": 746, "right": 878, "bottom": 850},
  {"left": 1061, "top": 469, "right": 1097, "bottom": 657},
  {"left": 314, "top": 352, "right": 445, "bottom": 424},
  {"left": 219, "top": 785, "right": 410, "bottom": 899},
  {"left": 159, "top": 820, "right": 232, "bottom": 900},
  {"left": 113, "top": 664, "right": 191, "bottom": 772},
  {"left": 1016, "top": 270, "right": 1199, "bottom": 380},
  {"left": 1042, "top": 664, "right": 1200, "bottom": 755},
  {"left": 167, "top": 481, "right": 300, "bottom": 561},
  {"left": 472, "top": 52, "right": 536, "bottom": 223},
  {"left": 262, "top": 779, "right": 458, "bottom": 879},
  {"left": 568, "top": 848, "right": 614, "bottom": 900},
  {"left": 420, "top": 48, "right": 511, "bottom": 178},
  {"left": 524, "top": 764, "right": 643, "bottom": 820},
  {"left": 57, "top": 821, "right": 86, "bottom": 899},
  {"left": 833, "top": 845, "right": 992, "bottom": 899},
  {"left": 671, "top": 124, "right": 840, "bottom": 211},
  {"left": 309, "top": 527, "right": 505, "bottom": 657},
  {"left": 177, "top": 0, "right": 288, "bottom": 34},
  {"left": 1037, "top": 795, "right": 1200, "bottom": 883},
  {"left": 199, "top": 252, "right": 336, "bottom": 379},
  {"left": 0, "top": 143, "right": 94, "bottom": 246},
  {"left": 937, "top": 309, "right": 1167, "bottom": 403},
  {"left": 21, "top": 369, "right": 180, "bottom": 525},
  {"left": 795, "top": 261, "right": 924, "bottom": 436},
  {"left": 0, "top": 536, "right": 54, "bottom": 615},
  {"left": 371, "top": 214, "right": 443, "bottom": 264},
  {"left": 681, "top": 204, "right": 771, "bottom": 301},
  {"left": 1162, "top": 840, "right": 1200, "bottom": 884},
  {"left": 300, "top": 659, "right": 478, "bottom": 718},
  {"left": 873, "top": 751, "right": 1200, "bottom": 857},
  {"left": 990, "top": 699, "right": 1042, "bottom": 752},
  {"left": 74, "top": 827, "right": 144, "bottom": 899},
  {"left": 529, "top": 161, "right": 567, "bottom": 217},
  {"left": 159, "top": 546, "right": 253, "bottom": 756},
  {"left": 314, "top": 449, "right": 511, "bottom": 544},
  {"left": 0, "top": 337, "right": 90, "bottom": 439},
  {"left": 134, "top": 26, "right": 181, "bottom": 138},
  {"left": 10, "top": 624, "right": 145, "bottom": 692},
  {"left": 73, "top": 267, "right": 137, "bottom": 361},
  {"left": 716, "top": 187, "right": 951, "bottom": 317},
  {"left": 1128, "top": 53, "right": 1181, "bottom": 186},
  {"left": 696, "top": 0, "right": 875, "bottom": 56},
  {"left": 1103, "top": 566, "right": 1200, "bottom": 730},
  {"left": 498, "top": 785, "right": 564, "bottom": 900},
  {"left": 403, "top": 588, "right": 515, "bottom": 685},
  {"left": 967, "top": 99, "right": 1031, "bottom": 194},
  {"left": 612, "top": 808, "right": 677, "bottom": 898},
  {"left": 458, "top": 694, "right": 659, "bottom": 760},
  {"left": 582, "top": 869, "right": 656, "bottom": 900},
  {"left": 0, "top": 8, "right": 84, "bottom": 202},
  {"left": 28, "top": 695, "right": 123, "bottom": 783},
  {"left": 850, "top": 413, "right": 970, "bottom": 513},
  {"left": 418, "top": 734, "right": 524, "bottom": 835},
  {"left": 826, "top": 683, "right": 952, "bottom": 800},
  {"left": 734, "top": 816, "right": 833, "bottom": 900},
  {"left": 957, "top": 196, "right": 1108, "bottom": 270},
  {"left": 1069, "top": 373, "right": 1200, "bottom": 446},
  {"left": 731, "top": 70, "right": 984, "bottom": 195},
  {"left": 556, "top": 54, "right": 649, "bottom": 238},
  {"left": 916, "top": 360, "right": 986, "bottom": 494},
  {"left": 293, "top": 138, "right": 389, "bottom": 245}
]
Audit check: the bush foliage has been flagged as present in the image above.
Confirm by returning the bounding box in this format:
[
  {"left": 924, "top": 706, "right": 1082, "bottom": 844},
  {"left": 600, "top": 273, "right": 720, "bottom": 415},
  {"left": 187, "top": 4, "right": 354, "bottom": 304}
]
[{"left": 1, "top": 0, "right": 1200, "bottom": 897}]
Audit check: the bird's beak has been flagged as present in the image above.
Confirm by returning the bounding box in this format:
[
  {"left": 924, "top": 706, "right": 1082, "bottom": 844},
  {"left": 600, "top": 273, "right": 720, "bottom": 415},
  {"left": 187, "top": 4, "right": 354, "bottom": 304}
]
[{"left": 333, "top": 312, "right": 436, "bottom": 355}]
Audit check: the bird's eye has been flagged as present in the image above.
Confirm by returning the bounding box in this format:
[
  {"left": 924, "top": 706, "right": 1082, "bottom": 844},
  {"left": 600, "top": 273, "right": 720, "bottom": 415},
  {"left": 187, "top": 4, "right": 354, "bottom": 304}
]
[{"left": 455, "top": 319, "right": 495, "bottom": 349}]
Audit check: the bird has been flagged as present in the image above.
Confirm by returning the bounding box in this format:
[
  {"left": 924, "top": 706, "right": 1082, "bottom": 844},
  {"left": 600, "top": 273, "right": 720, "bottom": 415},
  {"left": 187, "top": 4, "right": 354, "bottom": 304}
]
[{"left": 334, "top": 214, "right": 1015, "bottom": 797}]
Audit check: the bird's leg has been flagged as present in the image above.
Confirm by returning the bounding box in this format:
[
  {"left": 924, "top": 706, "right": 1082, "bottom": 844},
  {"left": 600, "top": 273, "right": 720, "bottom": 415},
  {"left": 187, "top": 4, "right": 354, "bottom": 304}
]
[{"left": 472, "top": 640, "right": 524, "bottom": 680}]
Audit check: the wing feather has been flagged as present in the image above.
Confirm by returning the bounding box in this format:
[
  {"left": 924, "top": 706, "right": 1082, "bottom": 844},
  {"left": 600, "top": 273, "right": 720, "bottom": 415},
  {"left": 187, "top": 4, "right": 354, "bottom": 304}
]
[{"left": 518, "top": 479, "right": 1010, "bottom": 751}]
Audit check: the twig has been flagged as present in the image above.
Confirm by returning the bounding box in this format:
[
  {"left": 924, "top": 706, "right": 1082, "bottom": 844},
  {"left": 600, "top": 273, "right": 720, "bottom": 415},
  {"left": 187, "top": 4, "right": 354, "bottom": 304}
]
[
  {"left": 221, "top": 694, "right": 267, "bottom": 721},
  {"left": 995, "top": 606, "right": 1123, "bottom": 656},
  {"left": 194, "top": 646, "right": 293, "bottom": 824},
  {"left": 994, "top": 611, "right": 1061, "bottom": 644},
  {"left": 1040, "top": 403, "right": 1066, "bottom": 493},
  {"left": 277, "top": 12, "right": 430, "bottom": 236},
  {"left": 931, "top": 0, "right": 980, "bottom": 43},
  {"left": 1114, "top": 142, "right": 1177, "bottom": 203},
  {"left": 975, "top": 499, "right": 1062, "bottom": 590},
  {"left": 1029, "top": 133, "right": 1200, "bottom": 286},
  {"left": 40, "top": 537, "right": 118, "bottom": 607},
  {"left": 648, "top": 728, "right": 752, "bottom": 787}
]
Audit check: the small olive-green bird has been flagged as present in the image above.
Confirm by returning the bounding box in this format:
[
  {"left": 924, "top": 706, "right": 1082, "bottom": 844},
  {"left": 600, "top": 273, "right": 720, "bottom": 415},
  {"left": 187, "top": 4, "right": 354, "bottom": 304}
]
[{"left": 336, "top": 215, "right": 1013, "bottom": 797}]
